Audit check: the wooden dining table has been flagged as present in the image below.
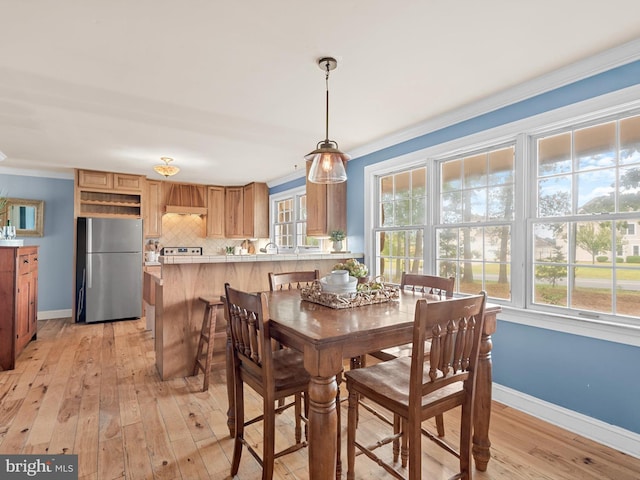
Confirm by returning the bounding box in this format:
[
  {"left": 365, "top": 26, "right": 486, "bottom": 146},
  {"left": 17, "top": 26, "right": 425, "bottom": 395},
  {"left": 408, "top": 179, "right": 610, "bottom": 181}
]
[{"left": 223, "top": 289, "right": 501, "bottom": 480}]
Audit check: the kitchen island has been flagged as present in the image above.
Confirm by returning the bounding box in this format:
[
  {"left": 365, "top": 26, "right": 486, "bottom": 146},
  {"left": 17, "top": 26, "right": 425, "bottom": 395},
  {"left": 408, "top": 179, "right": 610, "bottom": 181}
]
[{"left": 153, "top": 252, "right": 363, "bottom": 380}]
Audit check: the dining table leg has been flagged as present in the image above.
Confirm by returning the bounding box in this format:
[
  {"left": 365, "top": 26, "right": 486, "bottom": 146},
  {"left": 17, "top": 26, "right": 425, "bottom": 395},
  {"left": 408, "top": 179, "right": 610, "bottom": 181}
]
[
  {"left": 307, "top": 374, "right": 339, "bottom": 480},
  {"left": 472, "top": 311, "right": 497, "bottom": 471}
]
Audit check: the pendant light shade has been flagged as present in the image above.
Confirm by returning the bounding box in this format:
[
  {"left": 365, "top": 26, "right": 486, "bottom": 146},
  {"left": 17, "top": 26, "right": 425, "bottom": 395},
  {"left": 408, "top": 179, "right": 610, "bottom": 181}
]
[
  {"left": 305, "top": 141, "right": 349, "bottom": 184},
  {"left": 307, "top": 57, "right": 350, "bottom": 184},
  {"left": 154, "top": 157, "right": 180, "bottom": 178}
]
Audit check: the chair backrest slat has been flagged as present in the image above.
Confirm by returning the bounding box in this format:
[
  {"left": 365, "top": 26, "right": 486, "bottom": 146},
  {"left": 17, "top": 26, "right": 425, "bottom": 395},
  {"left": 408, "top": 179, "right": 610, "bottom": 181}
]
[
  {"left": 400, "top": 273, "right": 455, "bottom": 298},
  {"left": 225, "top": 283, "right": 272, "bottom": 377},
  {"left": 411, "top": 293, "right": 486, "bottom": 400},
  {"left": 269, "top": 270, "right": 320, "bottom": 291}
]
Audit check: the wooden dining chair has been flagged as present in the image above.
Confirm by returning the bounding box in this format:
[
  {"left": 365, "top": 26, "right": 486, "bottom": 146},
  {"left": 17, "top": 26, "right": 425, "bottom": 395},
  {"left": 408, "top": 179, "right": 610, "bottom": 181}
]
[
  {"left": 367, "top": 273, "right": 455, "bottom": 437},
  {"left": 268, "top": 270, "right": 320, "bottom": 291},
  {"left": 370, "top": 273, "right": 455, "bottom": 360},
  {"left": 224, "top": 283, "right": 309, "bottom": 480},
  {"left": 268, "top": 269, "right": 320, "bottom": 407},
  {"left": 345, "top": 292, "right": 487, "bottom": 480}
]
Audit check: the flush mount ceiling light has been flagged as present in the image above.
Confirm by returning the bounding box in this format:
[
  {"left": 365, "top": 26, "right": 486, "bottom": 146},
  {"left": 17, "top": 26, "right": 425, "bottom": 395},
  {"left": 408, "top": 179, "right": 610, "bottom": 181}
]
[
  {"left": 306, "top": 57, "right": 350, "bottom": 184},
  {"left": 153, "top": 157, "right": 180, "bottom": 178}
]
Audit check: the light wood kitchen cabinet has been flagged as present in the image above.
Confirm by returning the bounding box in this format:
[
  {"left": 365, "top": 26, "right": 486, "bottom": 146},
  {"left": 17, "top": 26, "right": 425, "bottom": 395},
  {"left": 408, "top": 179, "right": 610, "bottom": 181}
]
[
  {"left": 0, "top": 246, "right": 38, "bottom": 371},
  {"left": 305, "top": 160, "right": 347, "bottom": 237},
  {"left": 114, "top": 173, "right": 144, "bottom": 191},
  {"left": 144, "top": 179, "right": 163, "bottom": 237},
  {"left": 206, "top": 186, "right": 225, "bottom": 238},
  {"left": 224, "top": 183, "right": 269, "bottom": 238},
  {"left": 224, "top": 186, "right": 244, "bottom": 238},
  {"left": 75, "top": 169, "right": 144, "bottom": 218},
  {"left": 78, "top": 169, "right": 143, "bottom": 191},
  {"left": 78, "top": 169, "right": 113, "bottom": 189},
  {"left": 243, "top": 182, "right": 269, "bottom": 238}
]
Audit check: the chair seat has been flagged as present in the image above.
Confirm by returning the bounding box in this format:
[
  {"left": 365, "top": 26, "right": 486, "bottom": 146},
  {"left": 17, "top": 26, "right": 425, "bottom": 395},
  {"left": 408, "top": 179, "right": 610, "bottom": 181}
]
[
  {"left": 370, "top": 340, "right": 431, "bottom": 362},
  {"left": 241, "top": 349, "right": 310, "bottom": 392},
  {"left": 345, "top": 357, "right": 464, "bottom": 416}
]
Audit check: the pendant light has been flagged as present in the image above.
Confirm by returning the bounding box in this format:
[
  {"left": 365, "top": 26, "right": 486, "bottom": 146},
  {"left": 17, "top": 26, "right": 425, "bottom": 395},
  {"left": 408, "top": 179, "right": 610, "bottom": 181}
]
[
  {"left": 154, "top": 157, "right": 180, "bottom": 178},
  {"left": 306, "top": 57, "right": 350, "bottom": 184}
]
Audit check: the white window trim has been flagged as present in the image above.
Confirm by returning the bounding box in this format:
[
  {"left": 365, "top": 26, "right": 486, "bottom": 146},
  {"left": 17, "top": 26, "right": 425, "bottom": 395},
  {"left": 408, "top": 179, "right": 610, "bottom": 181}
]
[
  {"left": 364, "top": 84, "right": 640, "bottom": 347},
  {"left": 270, "top": 185, "right": 321, "bottom": 252}
]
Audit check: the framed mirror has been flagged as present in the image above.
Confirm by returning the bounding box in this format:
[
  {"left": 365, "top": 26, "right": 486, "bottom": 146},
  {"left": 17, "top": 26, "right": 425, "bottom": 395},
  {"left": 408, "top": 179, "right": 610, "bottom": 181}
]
[{"left": 0, "top": 198, "right": 45, "bottom": 237}]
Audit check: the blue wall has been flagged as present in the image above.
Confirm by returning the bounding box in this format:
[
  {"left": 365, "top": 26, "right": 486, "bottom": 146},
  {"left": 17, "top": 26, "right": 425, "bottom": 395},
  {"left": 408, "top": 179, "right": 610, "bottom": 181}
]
[
  {"left": 492, "top": 322, "right": 640, "bottom": 434},
  {"left": 0, "top": 174, "right": 74, "bottom": 313},
  {"left": 272, "top": 59, "right": 640, "bottom": 435}
]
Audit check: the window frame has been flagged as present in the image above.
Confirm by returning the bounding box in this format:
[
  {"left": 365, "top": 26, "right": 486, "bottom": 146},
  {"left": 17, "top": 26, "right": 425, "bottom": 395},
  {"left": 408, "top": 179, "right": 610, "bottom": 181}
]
[
  {"left": 364, "top": 86, "right": 640, "bottom": 347},
  {"left": 526, "top": 111, "right": 640, "bottom": 322},
  {"left": 269, "top": 186, "right": 321, "bottom": 253}
]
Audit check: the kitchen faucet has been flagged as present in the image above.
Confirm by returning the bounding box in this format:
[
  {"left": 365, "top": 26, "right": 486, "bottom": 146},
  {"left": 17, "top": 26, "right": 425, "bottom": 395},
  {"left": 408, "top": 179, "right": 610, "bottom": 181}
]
[{"left": 260, "top": 242, "right": 278, "bottom": 254}]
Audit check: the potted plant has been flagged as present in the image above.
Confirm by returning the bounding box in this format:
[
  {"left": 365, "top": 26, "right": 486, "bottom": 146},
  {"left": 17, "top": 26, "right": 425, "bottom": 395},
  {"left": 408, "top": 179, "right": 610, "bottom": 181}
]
[
  {"left": 332, "top": 258, "right": 369, "bottom": 283},
  {"left": 329, "top": 230, "right": 346, "bottom": 252}
]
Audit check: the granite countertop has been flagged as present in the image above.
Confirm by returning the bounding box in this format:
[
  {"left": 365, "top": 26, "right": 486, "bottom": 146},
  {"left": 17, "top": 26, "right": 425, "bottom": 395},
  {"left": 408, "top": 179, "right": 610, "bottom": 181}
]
[{"left": 160, "top": 252, "right": 363, "bottom": 265}]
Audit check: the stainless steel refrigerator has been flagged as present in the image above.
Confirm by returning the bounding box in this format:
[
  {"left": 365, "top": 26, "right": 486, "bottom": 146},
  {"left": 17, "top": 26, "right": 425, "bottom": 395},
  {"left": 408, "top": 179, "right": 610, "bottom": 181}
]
[{"left": 75, "top": 217, "right": 143, "bottom": 323}]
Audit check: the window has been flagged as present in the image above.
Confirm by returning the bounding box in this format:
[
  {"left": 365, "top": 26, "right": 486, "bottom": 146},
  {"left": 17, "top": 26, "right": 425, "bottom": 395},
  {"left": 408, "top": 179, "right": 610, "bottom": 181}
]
[
  {"left": 532, "top": 114, "right": 640, "bottom": 318},
  {"left": 367, "top": 107, "right": 640, "bottom": 327},
  {"left": 374, "top": 168, "right": 426, "bottom": 284},
  {"left": 271, "top": 188, "right": 320, "bottom": 252},
  {"left": 437, "top": 145, "right": 515, "bottom": 300}
]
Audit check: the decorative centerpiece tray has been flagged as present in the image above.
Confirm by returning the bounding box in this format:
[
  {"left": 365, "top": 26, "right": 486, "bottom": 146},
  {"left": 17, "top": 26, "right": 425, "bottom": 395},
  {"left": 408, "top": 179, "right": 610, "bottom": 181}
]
[{"left": 300, "top": 280, "right": 400, "bottom": 309}]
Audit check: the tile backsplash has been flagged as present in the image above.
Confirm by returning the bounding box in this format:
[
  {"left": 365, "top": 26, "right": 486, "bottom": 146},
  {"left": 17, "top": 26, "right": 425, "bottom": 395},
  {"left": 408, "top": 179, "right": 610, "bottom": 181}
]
[
  {"left": 148, "top": 213, "right": 337, "bottom": 255},
  {"left": 148, "top": 214, "right": 265, "bottom": 255}
]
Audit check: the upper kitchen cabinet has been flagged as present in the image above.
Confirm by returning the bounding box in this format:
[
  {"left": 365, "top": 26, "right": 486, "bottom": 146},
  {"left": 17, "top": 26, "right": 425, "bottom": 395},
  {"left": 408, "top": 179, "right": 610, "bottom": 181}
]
[
  {"left": 78, "top": 169, "right": 144, "bottom": 191},
  {"left": 243, "top": 182, "right": 268, "bottom": 238},
  {"left": 224, "top": 186, "right": 244, "bottom": 238},
  {"left": 305, "top": 160, "right": 347, "bottom": 237},
  {"left": 75, "top": 169, "right": 144, "bottom": 218},
  {"left": 206, "top": 186, "right": 225, "bottom": 238},
  {"left": 143, "top": 179, "right": 164, "bottom": 238},
  {"left": 224, "top": 183, "right": 268, "bottom": 238}
]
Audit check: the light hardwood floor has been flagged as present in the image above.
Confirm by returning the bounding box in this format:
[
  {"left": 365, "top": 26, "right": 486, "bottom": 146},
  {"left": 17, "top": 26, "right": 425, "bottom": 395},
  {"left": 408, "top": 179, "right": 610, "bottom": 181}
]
[{"left": 1, "top": 317, "right": 638, "bottom": 479}]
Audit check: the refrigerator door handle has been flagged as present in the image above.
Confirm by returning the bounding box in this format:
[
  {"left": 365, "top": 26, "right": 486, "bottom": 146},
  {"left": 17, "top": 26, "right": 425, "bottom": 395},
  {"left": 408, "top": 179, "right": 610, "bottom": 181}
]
[
  {"left": 86, "top": 218, "right": 93, "bottom": 253},
  {"left": 86, "top": 254, "right": 92, "bottom": 289}
]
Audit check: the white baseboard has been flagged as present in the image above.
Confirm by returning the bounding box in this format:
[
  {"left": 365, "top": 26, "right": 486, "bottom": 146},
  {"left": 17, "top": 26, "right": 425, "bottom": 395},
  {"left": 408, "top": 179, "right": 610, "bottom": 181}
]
[
  {"left": 37, "top": 309, "right": 72, "bottom": 320},
  {"left": 493, "top": 384, "right": 640, "bottom": 459}
]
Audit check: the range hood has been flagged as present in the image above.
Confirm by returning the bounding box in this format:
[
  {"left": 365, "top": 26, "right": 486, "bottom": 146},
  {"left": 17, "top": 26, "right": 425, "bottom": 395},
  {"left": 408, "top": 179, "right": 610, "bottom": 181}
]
[{"left": 164, "top": 183, "right": 208, "bottom": 215}]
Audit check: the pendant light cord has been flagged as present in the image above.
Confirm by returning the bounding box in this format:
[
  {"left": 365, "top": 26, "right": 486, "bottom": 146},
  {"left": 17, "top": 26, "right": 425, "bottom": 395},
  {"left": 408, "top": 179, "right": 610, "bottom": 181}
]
[{"left": 324, "top": 60, "right": 330, "bottom": 143}]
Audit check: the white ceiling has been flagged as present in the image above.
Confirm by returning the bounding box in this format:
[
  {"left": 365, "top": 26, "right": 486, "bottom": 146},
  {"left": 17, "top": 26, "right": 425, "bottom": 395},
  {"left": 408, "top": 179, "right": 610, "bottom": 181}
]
[{"left": 1, "top": 1, "right": 639, "bottom": 185}]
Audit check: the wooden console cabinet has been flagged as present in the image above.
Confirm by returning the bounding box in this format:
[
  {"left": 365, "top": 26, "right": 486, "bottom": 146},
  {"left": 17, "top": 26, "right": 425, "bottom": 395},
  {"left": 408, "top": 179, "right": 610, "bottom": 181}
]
[{"left": 0, "top": 246, "right": 38, "bottom": 371}]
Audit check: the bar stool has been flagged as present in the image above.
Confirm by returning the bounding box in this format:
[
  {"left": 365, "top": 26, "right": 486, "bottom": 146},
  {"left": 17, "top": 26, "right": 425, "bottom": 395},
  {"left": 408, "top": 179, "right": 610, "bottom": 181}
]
[{"left": 193, "top": 296, "right": 223, "bottom": 392}]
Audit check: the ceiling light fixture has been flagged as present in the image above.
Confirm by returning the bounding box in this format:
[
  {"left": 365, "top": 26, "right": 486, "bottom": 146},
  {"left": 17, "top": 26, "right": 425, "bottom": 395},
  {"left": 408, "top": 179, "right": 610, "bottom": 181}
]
[
  {"left": 153, "top": 157, "right": 180, "bottom": 178},
  {"left": 306, "top": 57, "right": 350, "bottom": 184}
]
